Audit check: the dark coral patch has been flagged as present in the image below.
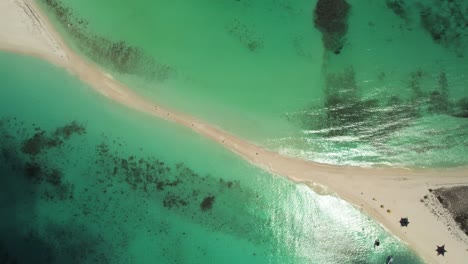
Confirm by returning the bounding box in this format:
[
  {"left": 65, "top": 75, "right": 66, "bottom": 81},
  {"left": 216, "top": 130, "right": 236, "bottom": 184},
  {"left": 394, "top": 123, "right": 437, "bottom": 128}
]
[
  {"left": 419, "top": 0, "right": 468, "bottom": 57},
  {"left": 0, "top": 116, "right": 285, "bottom": 262},
  {"left": 42, "top": 0, "right": 173, "bottom": 81},
  {"left": 45, "top": 169, "right": 63, "bottom": 187},
  {"left": 428, "top": 72, "right": 449, "bottom": 114},
  {"left": 200, "top": 196, "right": 215, "bottom": 211},
  {"left": 314, "top": 0, "right": 351, "bottom": 54},
  {"left": 1, "top": 119, "right": 81, "bottom": 202},
  {"left": 21, "top": 122, "right": 85, "bottom": 156},
  {"left": 385, "top": 0, "right": 407, "bottom": 20},
  {"left": 163, "top": 193, "right": 188, "bottom": 209},
  {"left": 227, "top": 19, "right": 264, "bottom": 52},
  {"left": 290, "top": 67, "right": 467, "bottom": 148},
  {"left": 21, "top": 131, "right": 60, "bottom": 156},
  {"left": 453, "top": 97, "right": 468, "bottom": 118},
  {"left": 24, "top": 162, "right": 43, "bottom": 182},
  {"left": 53, "top": 121, "right": 86, "bottom": 139}
]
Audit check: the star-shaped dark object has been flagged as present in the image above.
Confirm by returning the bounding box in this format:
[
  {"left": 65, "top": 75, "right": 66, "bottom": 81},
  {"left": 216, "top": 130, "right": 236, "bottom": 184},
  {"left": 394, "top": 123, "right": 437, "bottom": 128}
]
[
  {"left": 399, "top": 217, "right": 409, "bottom": 227},
  {"left": 436, "top": 245, "right": 447, "bottom": 256}
]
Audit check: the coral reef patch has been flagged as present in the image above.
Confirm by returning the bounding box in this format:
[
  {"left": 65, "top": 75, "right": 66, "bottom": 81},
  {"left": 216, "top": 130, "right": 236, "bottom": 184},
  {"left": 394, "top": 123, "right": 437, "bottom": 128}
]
[
  {"left": 41, "top": 0, "right": 173, "bottom": 81},
  {"left": 313, "top": 0, "right": 351, "bottom": 54}
]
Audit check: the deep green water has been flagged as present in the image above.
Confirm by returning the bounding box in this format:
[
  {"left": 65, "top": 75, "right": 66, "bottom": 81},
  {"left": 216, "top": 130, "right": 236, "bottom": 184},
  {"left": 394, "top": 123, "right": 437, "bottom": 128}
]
[
  {"left": 38, "top": 0, "right": 468, "bottom": 167},
  {"left": 0, "top": 52, "right": 425, "bottom": 263}
]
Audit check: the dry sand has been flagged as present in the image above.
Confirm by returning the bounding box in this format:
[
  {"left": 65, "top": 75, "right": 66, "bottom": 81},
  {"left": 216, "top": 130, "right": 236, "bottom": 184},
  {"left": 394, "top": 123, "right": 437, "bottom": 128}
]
[{"left": 1, "top": 0, "right": 468, "bottom": 263}]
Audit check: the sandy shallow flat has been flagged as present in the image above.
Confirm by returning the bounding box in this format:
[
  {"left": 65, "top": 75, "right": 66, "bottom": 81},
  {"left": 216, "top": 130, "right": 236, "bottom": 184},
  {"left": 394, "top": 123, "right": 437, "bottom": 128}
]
[{"left": 1, "top": 1, "right": 468, "bottom": 263}]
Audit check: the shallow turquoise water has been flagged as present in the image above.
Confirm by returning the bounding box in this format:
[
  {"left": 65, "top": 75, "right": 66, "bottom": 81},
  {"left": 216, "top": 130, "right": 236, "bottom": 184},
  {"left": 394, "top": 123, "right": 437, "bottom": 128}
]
[
  {"left": 0, "top": 52, "right": 424, "bottom": 263},
  {"left": 38, "top": 0, "right": 468, "bottom": 167}
]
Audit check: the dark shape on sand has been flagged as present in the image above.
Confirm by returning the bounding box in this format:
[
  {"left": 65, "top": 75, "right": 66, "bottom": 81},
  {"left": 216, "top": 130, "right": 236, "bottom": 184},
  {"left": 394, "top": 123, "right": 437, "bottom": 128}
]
[
  {"left": 200, "top": 196, "right": 215, "bottom": 211},
  {"left": 436, "top": 245, "right": 446, "bottom": 256},
  {"left": 313, "top": 0, "right": 350, "bottom": 54},
  {"left": 399, "top": 217, "right": 409, "bottom": 227},
  {"left": 386, "top": 255, "right": 394, "bottom": 263}
]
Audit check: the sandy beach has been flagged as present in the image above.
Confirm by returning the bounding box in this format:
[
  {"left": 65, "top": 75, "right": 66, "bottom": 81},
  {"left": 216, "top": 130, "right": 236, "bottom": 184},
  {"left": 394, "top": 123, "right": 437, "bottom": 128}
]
[{"left": 1, "top": 0, "right": 468, "bottom": 263}]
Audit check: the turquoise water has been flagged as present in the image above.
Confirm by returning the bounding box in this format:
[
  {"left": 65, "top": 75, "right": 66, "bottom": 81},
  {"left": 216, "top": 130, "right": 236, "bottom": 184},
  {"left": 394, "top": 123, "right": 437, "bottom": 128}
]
[
  {"left": 38, "top": 0, "right": 468, "bottom": 168},
  {"left": 0, "top": 52, "right": 424, "bottom": 263}
]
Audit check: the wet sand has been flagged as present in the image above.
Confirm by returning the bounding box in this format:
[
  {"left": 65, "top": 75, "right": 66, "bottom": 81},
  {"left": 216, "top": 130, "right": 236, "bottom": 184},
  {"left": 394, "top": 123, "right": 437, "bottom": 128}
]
[{"left": 1, "top": 0, "right": 468, "bottom": 263}]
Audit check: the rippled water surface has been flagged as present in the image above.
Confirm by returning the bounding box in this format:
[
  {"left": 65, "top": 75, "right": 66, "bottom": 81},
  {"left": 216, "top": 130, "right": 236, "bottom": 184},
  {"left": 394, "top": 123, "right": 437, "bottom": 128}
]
[
  {"left": 0, "top": 52, "right": 425, "bottom": 263},
  {"left": 38, "top": 0, "right": 468, "bottom": 167}
]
